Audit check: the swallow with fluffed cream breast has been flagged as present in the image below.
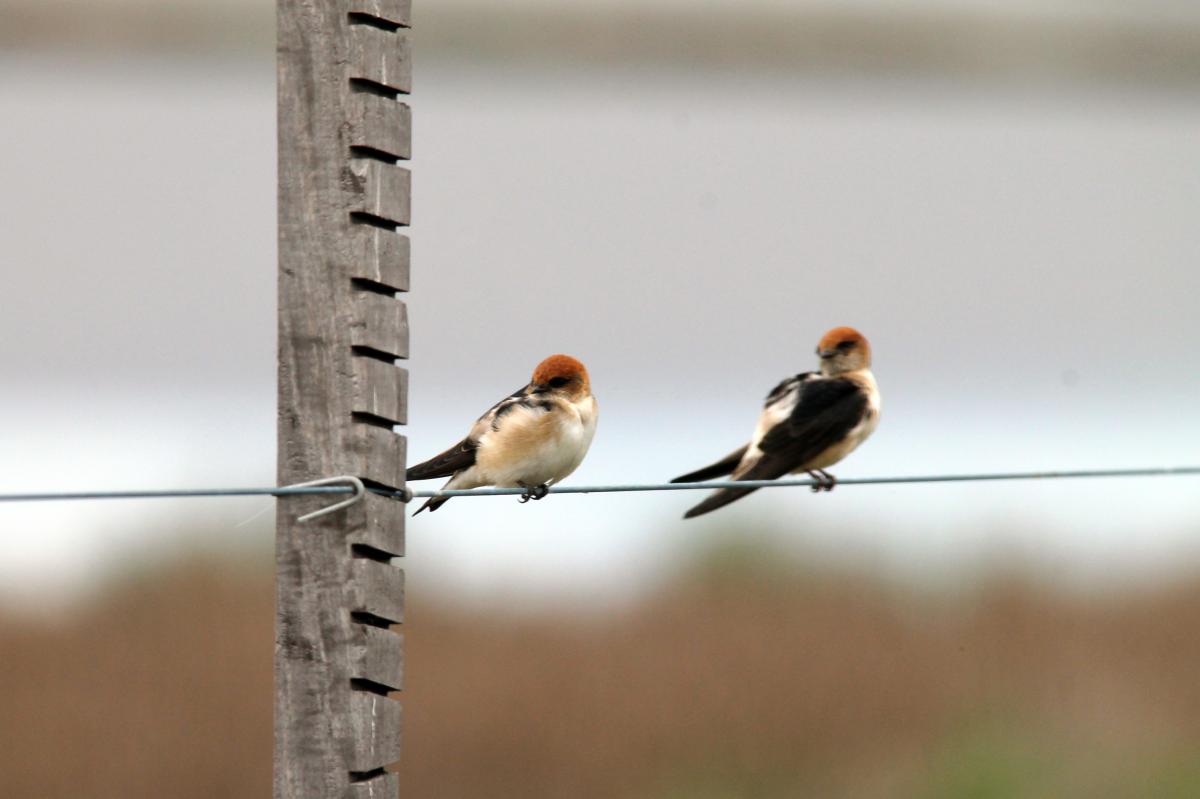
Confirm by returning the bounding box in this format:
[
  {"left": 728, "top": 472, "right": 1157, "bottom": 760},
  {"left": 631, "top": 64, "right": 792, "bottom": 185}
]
[
  {"left": 672, "top": 326, "right": 880, "bottom": 519},
  {"left": 406, "top": 354, "right": 598, "bottom": 514}
]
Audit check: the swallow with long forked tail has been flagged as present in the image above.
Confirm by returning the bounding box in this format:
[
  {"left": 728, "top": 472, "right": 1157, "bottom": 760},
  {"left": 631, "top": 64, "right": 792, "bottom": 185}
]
[
  {"left": 672, "top": 326, "right": 880, "bottom": 519},
  {"left": 406, "top": 355, "right": 598, "bottom": 514}
]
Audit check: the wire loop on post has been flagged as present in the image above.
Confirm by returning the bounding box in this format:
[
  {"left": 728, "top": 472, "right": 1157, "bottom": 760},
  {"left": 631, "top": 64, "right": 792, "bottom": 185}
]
[{"left": 290, "top": 475, "right": 366, "bottom": 522}]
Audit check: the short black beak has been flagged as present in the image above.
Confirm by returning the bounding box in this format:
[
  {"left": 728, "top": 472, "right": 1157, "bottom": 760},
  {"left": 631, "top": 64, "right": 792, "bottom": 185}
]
[{"left": 818, "top": 349, "right": 837, "bottom": 359}]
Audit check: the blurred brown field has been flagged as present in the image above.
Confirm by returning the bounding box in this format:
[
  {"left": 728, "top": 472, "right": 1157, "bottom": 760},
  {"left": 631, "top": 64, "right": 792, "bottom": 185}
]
[{"left": 3, "top": 539, "right": 1200, "bottom": 798}]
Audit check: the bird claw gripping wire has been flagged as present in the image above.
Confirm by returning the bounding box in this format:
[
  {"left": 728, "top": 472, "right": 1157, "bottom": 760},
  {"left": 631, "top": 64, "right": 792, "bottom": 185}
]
[
  {"left": 807, "top": 470, "right": 837, "bottom": 493},
  {"left": 518, "top": 483, "right": 550, "bottom": 503},
  {"left": 288, "top": 475, "right": 366, "bottom": 522}
]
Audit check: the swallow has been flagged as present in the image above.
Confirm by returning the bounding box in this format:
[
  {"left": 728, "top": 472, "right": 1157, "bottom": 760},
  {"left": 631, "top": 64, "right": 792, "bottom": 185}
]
[
  {"left": 671, "top": 326, "right": 880, "bottom": 519},
  {"left": 406, "top": 354, "right": 598, "bottom": 514}
]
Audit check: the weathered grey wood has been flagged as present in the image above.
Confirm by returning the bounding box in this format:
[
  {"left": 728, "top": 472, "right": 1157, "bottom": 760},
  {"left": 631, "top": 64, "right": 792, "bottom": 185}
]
[
  {"left": 347, "top": 160, "right": 411, "bottom": 225},
  {"left": 352, "top": 357, "right": 408, "bottom": 426},
  {"left": 348, "top": 558, "right": 406, "bottom": 625},
  {"left": 349, "top": 0, "right": 411, "bottom": 27},
  {"left": 347, "top": 492, "right": 407, "bottom": 557},
  {"left": 351, "top": 292, "right": 410, "bottom": 359},
  {"left": 277, "top": 0, "right": 409, "bottom": 796},
  {"left": 346, "top": 691, "right": 403, "bottom": 772},
  {"left": 280, "top": 492, "right": 405, "bottom": 559},
  {"left": 348, "top": 93, "right": 411, "bottom": 162},
  {"left": 345, "top": 773, "right": 400, "bottom": 799},
  {"left": 349, "top": 24, "right": 412, "bottom": 95},
  {"left": 347, "top": 424, "right": 407, "bottom": 507},
  {"left": 349, "top": 624, "right": 405, "bottom": 691},
  {"left": 344, "top": 221, "right": 410, "bottom": 291}
]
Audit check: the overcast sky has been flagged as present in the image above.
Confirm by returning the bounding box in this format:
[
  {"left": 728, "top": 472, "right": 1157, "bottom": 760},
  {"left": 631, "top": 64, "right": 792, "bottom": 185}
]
[{"left": 1, "top": 11, "right": 1198, "bottom": 608}]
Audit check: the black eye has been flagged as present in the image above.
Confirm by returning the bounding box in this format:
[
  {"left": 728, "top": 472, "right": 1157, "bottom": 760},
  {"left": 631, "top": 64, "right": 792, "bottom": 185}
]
[
  {"left": 548, "top": 376, "right": 570, "bottom": 388},
  {"left": 836, "top": 340, "right": 855, "bottom": 351}
]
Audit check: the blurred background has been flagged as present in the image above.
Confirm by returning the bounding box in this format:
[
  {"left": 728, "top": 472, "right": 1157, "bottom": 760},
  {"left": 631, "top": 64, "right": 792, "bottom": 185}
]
[{"left": 1, "top": 0, "right": 1198, "bottom": 796}]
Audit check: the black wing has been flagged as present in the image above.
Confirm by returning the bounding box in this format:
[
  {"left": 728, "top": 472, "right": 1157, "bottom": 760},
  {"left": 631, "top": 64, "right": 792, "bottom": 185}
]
[
  {"left": 671, "top": 445, "right": 748, "bottom": 484},
  {"left": 479, "top": 384, "right": 536, "bottom": 426},
  {"left": 681, "top": 377, "right": 865, "bottom": 519},
  {"left": 750, "top": 377, "right": 866, "bottom": 477},
  {"left": 406, "top": 437, "right": 477, "bottom": 481},
  {"left": 409, "top": 383, "right": 535, "bottom": 482},
  {"left": 673, "top": 373, "right": 813, "bottom": 486},
  {"left": 763, "top": 372, "right": 813, "bottom": 405}
]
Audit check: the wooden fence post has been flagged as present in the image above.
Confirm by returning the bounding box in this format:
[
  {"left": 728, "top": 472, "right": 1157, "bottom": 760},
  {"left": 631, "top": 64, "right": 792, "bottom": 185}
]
[{"left": 275, "top": 1, "right": 411, "bottom": 797}]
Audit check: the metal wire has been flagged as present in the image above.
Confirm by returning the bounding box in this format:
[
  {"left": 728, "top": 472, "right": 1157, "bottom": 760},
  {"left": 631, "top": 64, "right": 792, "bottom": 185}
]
[
  {"left": 412, "top": 466, "right": 1200, "bottom": 498},
  {"left": 0, "top": 466, "right": 1197, "bottom": 505}
]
